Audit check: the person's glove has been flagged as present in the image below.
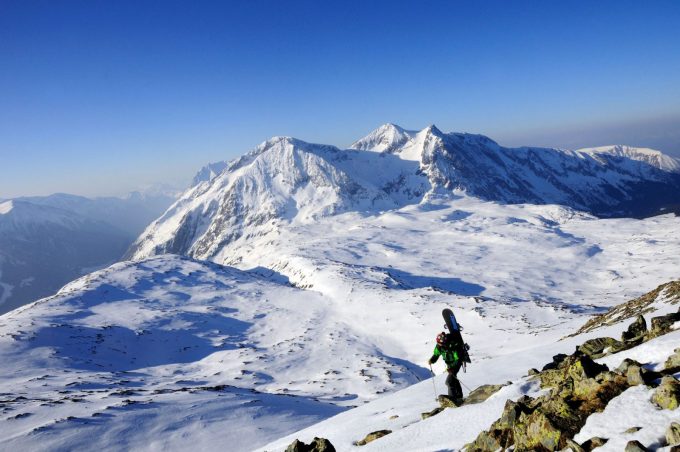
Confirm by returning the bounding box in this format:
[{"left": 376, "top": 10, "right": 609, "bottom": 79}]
[{"left": 428, "top": 358, "right": 435, "bottom": 365}]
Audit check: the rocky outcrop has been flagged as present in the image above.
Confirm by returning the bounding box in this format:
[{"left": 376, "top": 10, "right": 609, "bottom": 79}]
[
  {"left": 467, "top": 353, "right": 629, "bottom": 451},
  {"left": 577, "top": 337, "right": 620, "bottom": 358},
  {"left": 625, "top": 440, "right": 649, "bottom": 452},
  {"left": 574, "top": 281, "right": 680, "bottom": 335},
  {"left": 285, "top": 437, "right": 335, "bottom": 452}
]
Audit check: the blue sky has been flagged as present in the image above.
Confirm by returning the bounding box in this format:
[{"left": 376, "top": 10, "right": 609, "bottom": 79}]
[{"left": 2, "top": 0, "right": 680, "bottom": 197}]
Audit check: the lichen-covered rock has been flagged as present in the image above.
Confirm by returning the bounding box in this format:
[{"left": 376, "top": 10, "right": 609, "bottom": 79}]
[
  {"left": 624, "top": 439, "right": 648, "bottom": 452},
  {"left": 651, "top": 312, "right": 680, "bottom": 337},
  {"left": 652, "top": 376, "right": 680, "bottom": 409},
  {"left": 437, "top": 394, "right": 460, "bottom": 408},
  {"left": 622, "top": 315, "right": 647, "bottom": 341},
  {"left": 623, "top": 426, "right": 642, "bottom": 433},
  {"left": 528, "top": 368, "right": 540, "bottom": 376},
  {"left": 463, "top": 383, "right": 508, "bottom": 405},
  {"left": 513, "top": 409, "right": 563, "bottom": 451},
  {"left": 665, "top": 348, "right": 680, "bottom": 370},
  {"left": 667, "top": 422, "right": 680, "bottom": 446},
  {"left": 421, "top": 407, "right": 444, "bottom": 419},
  {"left": 285, "top": 437, "right": 336, "bottom": 452},
  {"left": 578, "top": 337, "right": 620, "bottom": 358},
  {"left": 626, "top": 364, "right": 647, "bottom": 386},
  {"left": 354, "top": 430, "right": 391, "bottom": 446},
  {"left": 617, "top": 358, "right": 644, "bottom": 374},
  {"left": 581, "top": 436, "right": 608, "bottom": 450},
  {"left": 565, "top": 438, "right": 586, "bottom": 452}
]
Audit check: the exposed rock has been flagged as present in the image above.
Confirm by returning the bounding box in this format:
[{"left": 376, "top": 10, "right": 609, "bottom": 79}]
[
  {"left": 468, "top": 353, "right": 628, "bottom": 451},
  {"left": 528, "top": 368, "right": 540, "bottom": 376},
  {"left": 437, "top": 394, "right": 461, "bottom": 408},
  {"left": 388, "top": 414, "right": 399, "bottom": 420},
  {"left": 354, "top": 430, "right": 391, "bottom": 446},
  {"left": 650, "top": 312, "right": 680, "bottom": 337},
  {"left": 665, "top": 348, "right": 680, "bottom": 370},
  {"left": 652, "top": 375, "right": 680, "bottom": 409},
  {"left": 513, "top": 409, "right": 564, "bottom": 451},
  {"left": 578, "top": 337, "right": 620, "bottom": 358},
  {"left": 565, "top": 438, "right": 585, "bottom": 452},
  {"left": 285, "top": 437, "right": 335, "bottom": 452},
  {"left": 542, "top": 353, "right": 569, "bottom": 371},
  {"left": 626, "top": 364, "right": 647, "bottom": 386},
  {"left": 622, "top": 315, "right": 647, "bottom": 341},
  {"left": 667, "top": 422, "right": 680, "bottom": 446},
  {"left": 573, "top": 281, "right": 680, "bottom": 336},
  {"left": 421, "top": 407, "right": 444, "bottom": 419},
  {"left": 462, "top": 383, "right": 508, "bottom": 405},
  {"left": 624, "top": 426, "right": 642, "bottom": 433},
  {"left": 581, "top": 436, "right": 608, "bottom": 450},
  {"left": 617, "top": 358, "right": 644, "bottom": 374},
  {"left": 624, "top": 440, "right": 648, "bottom": 452}
]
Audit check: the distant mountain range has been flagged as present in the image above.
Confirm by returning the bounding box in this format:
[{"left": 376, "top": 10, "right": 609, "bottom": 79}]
[
  {"left": 129, "top": 123, "right": 680, "bottom": 262},
  {"left": 0, "top": 191, "right": 177, "bottom": 314}
]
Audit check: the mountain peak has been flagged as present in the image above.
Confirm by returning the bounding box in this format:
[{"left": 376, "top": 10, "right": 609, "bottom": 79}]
[{"left": 350, "top": 123, "right": 415, "bottom": 153}]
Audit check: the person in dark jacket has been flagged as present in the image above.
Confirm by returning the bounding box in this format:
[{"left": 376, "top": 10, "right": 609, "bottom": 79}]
[{"left": 428, "top": 331, "right": 463, "bottom": 403}]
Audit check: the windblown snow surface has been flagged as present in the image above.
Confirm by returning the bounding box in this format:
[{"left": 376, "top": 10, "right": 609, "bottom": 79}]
[{"left": 2, "top": 125, "right": 680, "bottom": 451}]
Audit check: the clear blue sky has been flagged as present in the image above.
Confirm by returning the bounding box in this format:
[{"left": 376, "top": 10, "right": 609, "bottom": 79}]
[{"left": 2, "top": 0, "right": 680, "bottom": 197}]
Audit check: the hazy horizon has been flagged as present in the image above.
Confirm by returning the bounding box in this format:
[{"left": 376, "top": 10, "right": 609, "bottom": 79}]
[{"left": 2, "top": 0, "right": 680, "bottom": 198}]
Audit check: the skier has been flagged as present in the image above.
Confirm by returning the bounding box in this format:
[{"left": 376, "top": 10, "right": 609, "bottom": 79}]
[{"left": 428, "top": 331, "right": 463, "bottom": 404}]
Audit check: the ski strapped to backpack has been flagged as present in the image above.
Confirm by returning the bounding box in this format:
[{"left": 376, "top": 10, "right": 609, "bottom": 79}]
[{"left": 442, "top": 308, "right": 471, "bottom": 370}]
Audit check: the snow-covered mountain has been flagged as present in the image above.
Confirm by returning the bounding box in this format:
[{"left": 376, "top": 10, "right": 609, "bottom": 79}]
[
  {"left": 3, "top": 125, "right": 680, "bottom": 451},
  {"left": 0, "top": 192, "right": 176, "bottom": 314},
  {"left": 2, "top": 193, "right": 680, "bottom": 451},
  {"left": 128, "top": 124, "right": 680, "bottom": 262}
]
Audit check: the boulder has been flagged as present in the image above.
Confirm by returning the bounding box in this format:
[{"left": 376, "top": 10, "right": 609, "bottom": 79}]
[
  {"left": 623, "top": 426, "right": 642, "bottom": 433},
  {"left": 528, "top": 368, "right": 540, "bottom": 376},
  {"left": 624, "top": 440, "right": 648, "bottom": 452},
  {"left": 437, "top": 394, "right": 461, "bottom": 408},
  {"left": 285, "top": 437, "right": 335, "bottom": 452},
  {"left": 667, "top": 422, "right": 680, "bottom": 446},
  {"left": 542, "top": 353, "right": 569, "bottom": 371},
  {"left": 463, "top": 383, "right": 507, "bottom": 405},
  {"left": 421, "top": 407, "right": 444, "bottom": 419},
  {"left": 513, "top": 409, "right": 564, "bottom": 451},
  {"left": 617, "top": 358, "right": 644, "bottom": 374},
  {"left": 665, "top": 348, "right": 680, "bottom": 371},
  {"left": 565, "top": 438, "right": 585, "bottom": 452},
  {"left": 581, "top": 436, "right": 608, "bottom": 450},
  {"left": 622, "top": 315, "right": 647, "bottom": 341},
  {"left": 652, "top": 376, "right": 680, "bottom": 409},
  {"left": 354, "top": 430, "right": 391, "bottom": 446},
  {"left": 626, "top": 364, "right": 647, "bottom": 386},
  {"left": 578, "top": 337, "right": 620, "bottom": 358},
  {"left": 651, "top": 312, "right": 680, "bottom": 337}
]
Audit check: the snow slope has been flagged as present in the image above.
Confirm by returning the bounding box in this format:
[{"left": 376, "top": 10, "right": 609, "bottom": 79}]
[
  {"left": 2, "top": 195, "right": 680, "bottom": 451},
  {"left": 261, "top": 285, "right": 680, "bottom": 452}
]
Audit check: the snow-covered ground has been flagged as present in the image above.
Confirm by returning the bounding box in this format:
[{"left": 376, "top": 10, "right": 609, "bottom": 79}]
[{"left": 1, "top": 194, "right": 679, "bottom": 451}]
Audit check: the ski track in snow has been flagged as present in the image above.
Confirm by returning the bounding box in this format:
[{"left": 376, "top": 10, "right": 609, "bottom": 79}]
[{"left": 1, "top": 196, "right": 679, "bottom": 451}]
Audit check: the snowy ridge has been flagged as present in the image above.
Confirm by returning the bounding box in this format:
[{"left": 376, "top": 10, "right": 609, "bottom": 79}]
[{"left": 129, "top": 123, "right": 680, "bottom": 263}]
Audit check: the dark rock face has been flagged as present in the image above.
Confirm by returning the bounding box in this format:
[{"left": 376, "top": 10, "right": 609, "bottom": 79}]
[
  {"left": 285, "top": 437, "right": 335, "bottom": 452},
  {"left": 650, "top": 311, "right": 680, "bottom": 337}
]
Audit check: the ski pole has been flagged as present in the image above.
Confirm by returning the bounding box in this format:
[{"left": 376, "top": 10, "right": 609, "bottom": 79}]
[
  {"left": 429, "top": 364, "right": 437, "bottom": 401},
  {"left": 458, "top": 377, "right": 472, "bottom": 392}
]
